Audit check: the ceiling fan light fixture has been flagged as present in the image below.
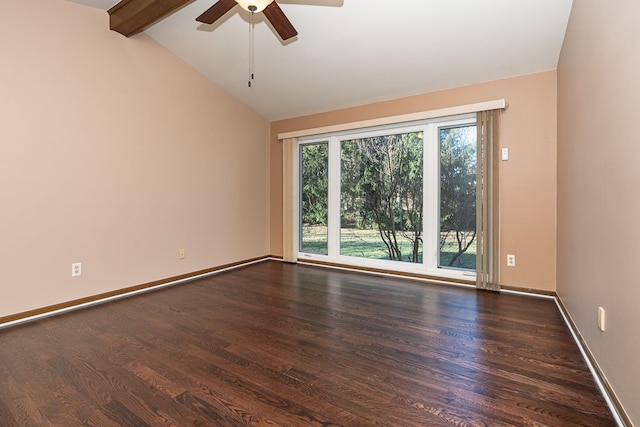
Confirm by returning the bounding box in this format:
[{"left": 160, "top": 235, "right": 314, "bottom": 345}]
[{"left": 235, "top": 0, "right": 275, "bottom": 13}]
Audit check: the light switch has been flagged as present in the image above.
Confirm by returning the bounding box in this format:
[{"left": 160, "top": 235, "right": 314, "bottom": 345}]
[{"left": 597, "top": 307, "right": 606, "bottom": 332}]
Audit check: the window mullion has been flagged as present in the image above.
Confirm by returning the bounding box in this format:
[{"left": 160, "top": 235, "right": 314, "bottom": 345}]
[
  {"left": 327, "top": 137, "right": 341, "bottom": 258},
  {"left": 423, "top": 124, "right": 438, "bottom": 271}
]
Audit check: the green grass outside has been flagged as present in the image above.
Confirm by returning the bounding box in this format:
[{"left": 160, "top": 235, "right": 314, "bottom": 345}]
[{"left": 301, "top": 226, "right": 476, "bottom": 270}]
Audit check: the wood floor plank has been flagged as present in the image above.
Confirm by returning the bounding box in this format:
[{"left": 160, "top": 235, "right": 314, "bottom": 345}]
[
  {"left": 0, "top": 375, "right": 49, "bottom": 425},
  {"left": 0, "top": 261, "right": 616, "bottom": 426}
]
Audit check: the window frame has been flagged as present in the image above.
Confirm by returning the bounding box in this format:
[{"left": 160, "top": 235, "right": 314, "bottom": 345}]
[{"left": 296, "top": 114, "right": 477, "bottom": 281}]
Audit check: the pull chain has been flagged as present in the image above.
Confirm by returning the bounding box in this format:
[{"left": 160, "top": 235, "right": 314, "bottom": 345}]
[{"left": 248, "top": 10, "right": 255, "bottom": 87}]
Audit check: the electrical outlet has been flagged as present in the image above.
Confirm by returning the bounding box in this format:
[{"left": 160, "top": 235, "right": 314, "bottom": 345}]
[
  {"left": 506, "top": 254, "right": 516, "bottom": 267},
  {"left": 72, "top": 262, "right": 82, "bottom": 277},
  {"left": 178, "top": 249, "right": 185, "bottom": 260}
]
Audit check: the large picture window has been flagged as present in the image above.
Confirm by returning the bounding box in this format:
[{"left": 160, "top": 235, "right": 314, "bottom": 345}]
[
  {"left": 298, "top": 114, "right": 477, "bottom": 280},
  {"left": 340, "top": 132, "right": 424, "bottom": 263}
]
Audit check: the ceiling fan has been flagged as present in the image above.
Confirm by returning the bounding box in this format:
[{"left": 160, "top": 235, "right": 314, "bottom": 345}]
[{"left": 196, "top": 0, "right": 298, "bottom": 41}]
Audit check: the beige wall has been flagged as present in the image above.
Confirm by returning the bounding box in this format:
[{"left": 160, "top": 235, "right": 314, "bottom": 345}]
[
  {"left": 557, "top": 1, "right": 640, "bottom": 423},
  {"left": 0, "top": 0, "right": 270, "bottom": 318},
  {"left": 271, "top": 72, "right": 557, "bottom": 291}
]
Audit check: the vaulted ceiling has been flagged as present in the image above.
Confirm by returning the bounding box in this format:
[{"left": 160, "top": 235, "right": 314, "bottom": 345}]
[{"left": 68, "top": 0, "right": 573, "bottom": 120}]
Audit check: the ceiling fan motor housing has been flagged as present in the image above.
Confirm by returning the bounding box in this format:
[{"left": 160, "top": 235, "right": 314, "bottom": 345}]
[
  {"left": 197, "top": 0, "right": 298, "bottom": 41},
  {"left": 235, "top": 0, "right": 275, "bottom": 13}
]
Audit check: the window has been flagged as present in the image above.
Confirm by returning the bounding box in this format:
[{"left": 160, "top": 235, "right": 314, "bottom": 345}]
[
  {"left": 299, "top": 143, "right": 328, "bottom": 255},
  {"left": 298, "top": 114, "right": 477, "bottom": 280},
  {"left": 439, "top": 125, "right": 477, "bottom": 270},
  {"left": 340, "top": 131, "right": 424, "bottom": 263}
]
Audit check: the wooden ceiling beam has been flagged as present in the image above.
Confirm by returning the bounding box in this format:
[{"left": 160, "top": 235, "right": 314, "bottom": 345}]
[{"left": 108, "top": 0, "right": 195, "bottom": 37}]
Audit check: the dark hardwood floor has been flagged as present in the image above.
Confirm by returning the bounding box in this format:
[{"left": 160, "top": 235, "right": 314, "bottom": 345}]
[{"left": 0, "top": 261, "right": 615, "bottom": 426}]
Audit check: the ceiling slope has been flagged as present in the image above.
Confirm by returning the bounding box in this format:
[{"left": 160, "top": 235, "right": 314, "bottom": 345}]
[{"left": 68, "top": 0, "right": 574, "bottom": 121}]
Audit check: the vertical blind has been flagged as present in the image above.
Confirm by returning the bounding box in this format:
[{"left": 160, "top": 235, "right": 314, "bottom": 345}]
[
  {"left": 282, "top": 138, "right": 297, "bottom": 263},
  {"left": 475, "top": 110, "right": 501, "bottom": 291}
]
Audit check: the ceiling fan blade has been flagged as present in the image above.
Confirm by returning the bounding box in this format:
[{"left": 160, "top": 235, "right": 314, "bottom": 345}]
[
  {"left": 196, "top": 0, "right": 237, "bottom": 24},
  {"left": 263, "top": 2, "right": 298, "bottom": 40}
]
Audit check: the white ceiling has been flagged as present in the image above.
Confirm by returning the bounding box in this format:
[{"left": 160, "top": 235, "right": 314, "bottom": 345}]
[{"left": 68, "top": 0, "right": 573, "bottom": 121}]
